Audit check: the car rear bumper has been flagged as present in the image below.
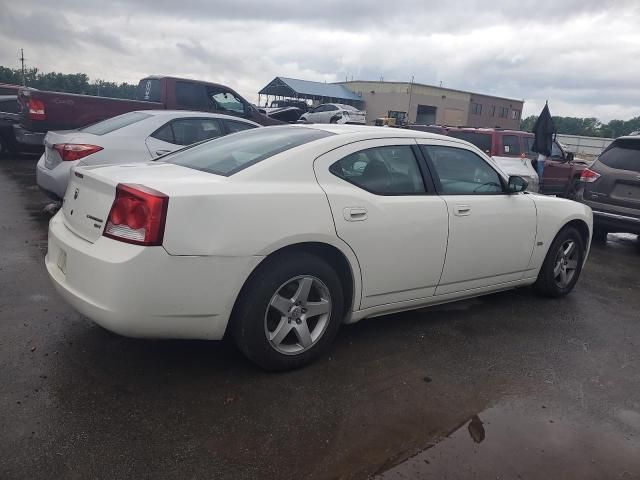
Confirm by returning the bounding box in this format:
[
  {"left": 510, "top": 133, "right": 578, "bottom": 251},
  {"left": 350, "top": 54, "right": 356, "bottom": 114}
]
[
  {"left": 577, "top": 194, "right": 640, "bottom": 234},
  {"left": 592, "top": 210, "right": 640, "bottom": 234},
  {"left": 13, "top": 125, "right": 46, "bottom": 146},
  {"left": 46, "top": 212, "right": 262, "bottom": 340},
  {"left": 36, "top": 154, "right": 75, "bottom": 200}
]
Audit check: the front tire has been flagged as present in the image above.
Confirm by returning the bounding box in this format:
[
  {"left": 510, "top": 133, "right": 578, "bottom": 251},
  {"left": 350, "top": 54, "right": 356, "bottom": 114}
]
[
  {"left": 231, "top": 252, "right": 344, "bottom": 371},
  {"left": 534, "top": 227, "right": 585, "bottom": 297}
]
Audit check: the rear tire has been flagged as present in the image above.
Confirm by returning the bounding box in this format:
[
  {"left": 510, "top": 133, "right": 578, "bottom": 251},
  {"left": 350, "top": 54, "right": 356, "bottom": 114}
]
[
  {"left": 592, "top": 227, "right": 608, "bottom": 243},
  {"left": 231, "top": 252, "right": 344, "bottom": 371},
  {"left": 0, "top": 135, "right": 7, "bottom": 157},
  {"left": 534, "top": 227, "right": 585, "bottom": 298}
]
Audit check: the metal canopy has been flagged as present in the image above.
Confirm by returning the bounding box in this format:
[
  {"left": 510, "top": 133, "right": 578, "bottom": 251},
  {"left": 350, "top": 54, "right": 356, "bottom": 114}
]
[{"left": 259, "top": 77, "right": 363, "bottom": 107}]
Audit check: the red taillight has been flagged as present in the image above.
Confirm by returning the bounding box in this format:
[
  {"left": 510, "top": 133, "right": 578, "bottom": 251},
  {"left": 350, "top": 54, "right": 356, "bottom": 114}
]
[
  {"left": 580, "top": 168, "right": 601, "bottom": 183},
  {"left": 53, "top": 143, "right": 103, "bottom": 161},
  {"left": 28, "top": 98, "right": 46, "bottom": 120},
  {"left": 103, "top": 184, "right": 169, "bottom": 246}
]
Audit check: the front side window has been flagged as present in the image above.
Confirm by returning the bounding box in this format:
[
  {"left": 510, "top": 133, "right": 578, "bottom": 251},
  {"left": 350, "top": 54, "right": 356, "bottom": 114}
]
[
  {"left": 209, "top": 90, "right": 246, "bottom": 115},
  {"left": 421, "top": 145, "right": 503, "bottom": 195},
  {"left": 502, "top": 135, "right": 521, "bottom": 155},
  {"left": 329, "top": 145, "right": 426, "bottom": 195},
  {"left": 551, "top": 141, "right": 563, "bottom": 158},
  {"left": 162, "top": 126, "right": 333, "bottom": 176},
  {"left": 81, "top": 111, "right": 151, "bottom": 135}
]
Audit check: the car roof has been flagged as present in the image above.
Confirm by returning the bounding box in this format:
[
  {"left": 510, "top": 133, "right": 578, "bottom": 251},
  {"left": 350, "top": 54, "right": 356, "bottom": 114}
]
[
  {"left": 448, "top": 127, "right": 533, "bottom": 136},
  {"left": 134, "top": 110, "right": 261, "bottom": 125},
  {"left": 288, "top": 123, "right": 449, "bottom": 141}
]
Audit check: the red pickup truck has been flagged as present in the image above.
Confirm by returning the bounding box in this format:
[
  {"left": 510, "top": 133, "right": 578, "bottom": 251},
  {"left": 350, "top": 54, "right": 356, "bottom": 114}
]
[{"left": 15, "top": 76, "right": 281, "bottom": 145}]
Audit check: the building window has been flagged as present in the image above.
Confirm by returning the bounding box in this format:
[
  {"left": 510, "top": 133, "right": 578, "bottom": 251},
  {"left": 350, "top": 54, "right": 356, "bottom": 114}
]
[
  {"left": 471, "top": 102, "right": 482, "bottom": 115},
  {"left": 511, "top": 109, "right": 520, "bottom": 120},
  {"left": 499, "top": 107, "right": 509, "bottom": 118},
  {"left": 490, "top": 105, "right": 496, "bottom": 117}
]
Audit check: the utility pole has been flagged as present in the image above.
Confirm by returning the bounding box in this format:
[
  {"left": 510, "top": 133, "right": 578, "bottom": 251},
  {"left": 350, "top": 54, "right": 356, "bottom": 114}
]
[
  {"left": 407, "top": 75, "right": 414, "bottom": 121},
  {"left": 20, "top": 49, "right": 26, "bottom": 86}
]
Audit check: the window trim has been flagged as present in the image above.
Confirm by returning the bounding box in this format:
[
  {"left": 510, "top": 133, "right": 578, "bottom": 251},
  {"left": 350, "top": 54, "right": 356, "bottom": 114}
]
[
  {"left": 418, "top": 144, "right": 508, "bottom": 196},
  {"left": 328, "top": 144, "right": 436, "bottom": 196}
]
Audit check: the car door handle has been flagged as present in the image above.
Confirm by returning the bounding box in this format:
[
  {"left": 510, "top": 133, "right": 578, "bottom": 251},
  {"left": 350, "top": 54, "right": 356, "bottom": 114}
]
[
  {"left": 155, "top": 149, "right": 171, "bottom": 156},
  {"left": 453, "top": 204, "right": 471, "bottom": 216},
  {"left": 343, "top": 207, "right": 368, "bottom": 221}
]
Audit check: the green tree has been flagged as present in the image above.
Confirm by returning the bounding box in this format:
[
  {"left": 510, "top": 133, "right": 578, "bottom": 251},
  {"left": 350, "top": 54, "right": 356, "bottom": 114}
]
[{"left": 0, "top": 65, "right": 136, "bottom": 99}]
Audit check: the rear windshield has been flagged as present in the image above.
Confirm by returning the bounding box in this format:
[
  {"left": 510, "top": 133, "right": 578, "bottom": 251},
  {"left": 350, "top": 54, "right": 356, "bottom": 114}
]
[
  {"left": 80, "top": 112, "right": 151, "bottom": 135},
  {"left": 162, "top": 126, "right": 334, "bottom": 176},
  {"left": 447, "top": 131, "right": 492, "bottom": 153},
  {"left": 598, "top": 139, "right": 640, "bottom": 172},
  {"left": 137, "top": 78, "right": 161, "bottom": 102}
]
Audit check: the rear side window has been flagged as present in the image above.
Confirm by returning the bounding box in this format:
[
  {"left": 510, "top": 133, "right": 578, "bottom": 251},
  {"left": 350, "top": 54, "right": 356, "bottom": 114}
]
[
  {"left": 598, "top": 140, "right": 640, "bottom": 172},
  {"left": 0, "top": 98, "right": 18, "bottom": 113},
  {"left": 226, "top": 120, "right": 257, "bottom": 133},
  {"left": 152, "top": 118, "right": 225, "bottom": 146},
  {"left": 80, "top": 112, "right": 151, "bottom": 135},
  {"left": 329, "top": 146, "right": 426, "bottom": 195},
  {"left": 137, "top": 79, "right": 161, "bottom": 102},
  {"left": 162, "top": 126, "right": 333, "bottom": 176},
  {"left": 447, "top": 131, "right": 492, "bottom": 153},
  {"left": 501, "top": 135, "right": 521, "bottom": 155},
  {"left": 176, "top": 82, "right": 207, "bottom": 109}
]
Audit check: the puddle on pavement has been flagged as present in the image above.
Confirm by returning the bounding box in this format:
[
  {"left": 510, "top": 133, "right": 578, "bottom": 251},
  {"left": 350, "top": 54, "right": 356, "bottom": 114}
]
[{"left": 377, "top": 401, "right": 640, "bottom": 479}]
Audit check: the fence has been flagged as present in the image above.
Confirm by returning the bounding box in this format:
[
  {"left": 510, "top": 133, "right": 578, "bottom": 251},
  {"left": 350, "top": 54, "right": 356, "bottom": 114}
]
[{"left": 556, "top": 134, "right": 614, "bottom": 160}]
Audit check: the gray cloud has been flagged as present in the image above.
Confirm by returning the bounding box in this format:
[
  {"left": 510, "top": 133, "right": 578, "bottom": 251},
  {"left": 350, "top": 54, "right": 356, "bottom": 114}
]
[{"left": 1, "top": 0, "right": 639, "bottom": 121}]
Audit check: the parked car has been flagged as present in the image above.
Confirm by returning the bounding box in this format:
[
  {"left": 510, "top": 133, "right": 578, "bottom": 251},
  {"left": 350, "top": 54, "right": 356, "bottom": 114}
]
[
  {"left": 576, "top": 136, "right": 640, "bottom": 240},
  {"left": 446, "top": 127, "right": 590, "bottom": 197},
  {"left": 16, "top": 76, "right": 281, "bottom": 146},
  {"left": 36, "top": 110, "right": 260, "bottom": 199},
  {"left": 270, "top": 99, "right": 309, "bottom": 112},
  {"left": 299, "top": 103, "right": 366, "bottom": 125},
  {"left": 46, "top": 125, "right": 592, "bottom": 370},
  {"left": 404, "top": 124, "right": 449, "bottom": 135},
  {"left": 0, "top": 95, "right": 42, "bottom": 156}
]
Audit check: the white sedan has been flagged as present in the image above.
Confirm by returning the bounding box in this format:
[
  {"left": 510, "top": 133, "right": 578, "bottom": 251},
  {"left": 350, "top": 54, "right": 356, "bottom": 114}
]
[
  {"left": 299, "top": 103, "right": 366, "bottom": 124},
  {"left": 36, "top": 110, "right": 260, "bottom": 199},
  {"left": 46, "top": 125, "right": 593, "bottom": 370}
]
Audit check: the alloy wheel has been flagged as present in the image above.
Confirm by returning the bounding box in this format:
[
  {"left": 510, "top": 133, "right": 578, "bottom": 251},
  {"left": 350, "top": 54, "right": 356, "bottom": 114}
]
[
  {"left": 553, "top": 240, "right": 579, "bottom": 288},
  {"left": 264, "top": 275, "right": 332, "bottom": 355}
]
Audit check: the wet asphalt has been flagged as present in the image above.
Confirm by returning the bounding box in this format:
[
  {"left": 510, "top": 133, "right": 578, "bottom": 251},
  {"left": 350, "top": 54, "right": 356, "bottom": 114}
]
[{"left": 1, "top": 154, "right": 639, "bottom": 480}]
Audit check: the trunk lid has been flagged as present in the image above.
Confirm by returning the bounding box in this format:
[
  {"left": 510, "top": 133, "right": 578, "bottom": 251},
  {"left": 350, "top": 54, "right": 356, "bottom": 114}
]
[
  {"left": 43, "top": 130, "right": 101, "bottom": 169},
  {"left": 62, "top": 162, "right": 225, "bottom": 243},
  {"left": 583, "top": 138, "right": 640, "bottom": 210}
]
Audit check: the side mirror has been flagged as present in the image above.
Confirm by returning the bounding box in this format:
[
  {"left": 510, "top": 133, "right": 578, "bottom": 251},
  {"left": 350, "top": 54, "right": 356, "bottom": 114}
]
[
  {"left": 507, "top": 175, "right": 528, "bottom": 193},
  {"left": 565, "top": 151, "right": 574, "bottom": 162}
]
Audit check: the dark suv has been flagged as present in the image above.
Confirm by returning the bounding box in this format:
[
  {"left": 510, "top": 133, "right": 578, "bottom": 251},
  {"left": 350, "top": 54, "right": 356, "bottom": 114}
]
[{"left": 576, "top": 136, "right": 640, "bottom": 240}]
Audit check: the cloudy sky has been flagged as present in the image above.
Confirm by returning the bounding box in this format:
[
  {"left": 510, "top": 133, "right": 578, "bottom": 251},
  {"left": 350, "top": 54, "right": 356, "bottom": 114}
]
[{"left": 1, "top": 0, "right": 639, "bottom": 121}]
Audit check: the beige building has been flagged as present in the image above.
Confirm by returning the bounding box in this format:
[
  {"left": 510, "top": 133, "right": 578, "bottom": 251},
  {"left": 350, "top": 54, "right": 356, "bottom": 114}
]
[{"left": 337, "top": 81, "right": 524, "bottom": 129}]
